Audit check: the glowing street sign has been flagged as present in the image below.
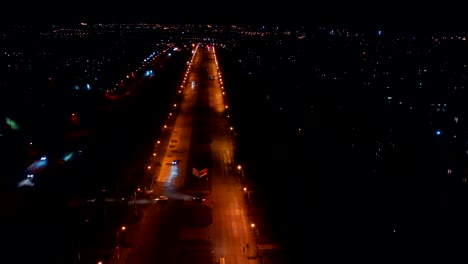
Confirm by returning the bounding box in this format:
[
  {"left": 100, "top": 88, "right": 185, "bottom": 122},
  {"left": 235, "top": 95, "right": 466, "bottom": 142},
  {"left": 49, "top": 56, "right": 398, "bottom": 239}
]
[{"left": 192, "top": 168, "right": 208, "bottom": 178}]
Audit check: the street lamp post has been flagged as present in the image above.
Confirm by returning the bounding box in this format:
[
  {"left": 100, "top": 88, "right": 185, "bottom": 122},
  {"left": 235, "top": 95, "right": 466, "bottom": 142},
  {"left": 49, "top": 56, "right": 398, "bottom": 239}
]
[
  {"left": 250, "top": 223, "right": 260, "bottom": 240},
  {"left": 244, "top": 187, "right": 254, "bottom": 216},
  {"left": 251, "top": 223, "right": 260, "bottom": 258},
  {"left": 237, "top": 165, "right": 245, "bottom": 185},
  {"left": 117, "top": 226, "right": 126, "bottom": 259}
]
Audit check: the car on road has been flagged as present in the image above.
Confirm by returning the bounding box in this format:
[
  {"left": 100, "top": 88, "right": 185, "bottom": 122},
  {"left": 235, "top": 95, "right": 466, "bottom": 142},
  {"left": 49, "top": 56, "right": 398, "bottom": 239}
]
[
  {"left": 192, "top": 196, "right": 206, "bottom": 203},
  {"left": 155, "top": 195, "right": 169, "bottom": 202}
]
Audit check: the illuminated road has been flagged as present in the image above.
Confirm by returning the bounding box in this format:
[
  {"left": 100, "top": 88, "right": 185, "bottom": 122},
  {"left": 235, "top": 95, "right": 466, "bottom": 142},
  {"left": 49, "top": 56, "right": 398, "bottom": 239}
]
[
  {"left": 202, "top": 46, "right": 258, "bottom": 264},
  {"left": 117, "top": 44, "right": 261, "bottom": 264},
  {"left": 4, "top": 42, "right": 273, "bottom": 264}
]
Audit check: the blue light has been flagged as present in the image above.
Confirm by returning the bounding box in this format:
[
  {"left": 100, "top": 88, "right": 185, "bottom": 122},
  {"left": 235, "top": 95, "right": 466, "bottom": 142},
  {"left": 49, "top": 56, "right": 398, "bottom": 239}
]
[
  {"left": 436, "top": 130, "right": 441, "bottom": 135},
  {"left": 144, "top": 70, "right": 153, "bottom": 77},
  {"left": 62, "top": 152, "right": 74, "bottom": 162}
]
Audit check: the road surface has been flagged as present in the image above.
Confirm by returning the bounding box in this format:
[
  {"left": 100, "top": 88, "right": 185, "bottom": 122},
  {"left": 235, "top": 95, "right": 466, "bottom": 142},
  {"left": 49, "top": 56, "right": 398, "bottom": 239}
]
[{"left": 116, "top": 44, "right": 263, "bottom": 264}]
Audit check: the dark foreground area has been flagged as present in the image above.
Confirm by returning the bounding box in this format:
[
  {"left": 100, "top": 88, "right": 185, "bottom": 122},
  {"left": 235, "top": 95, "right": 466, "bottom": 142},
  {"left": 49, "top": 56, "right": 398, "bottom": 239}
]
[
  {"left": 217, "top": 50, "right": 468, "bottom": 261},
  {"left": 0, "top": 48, "right": 189, "bottom": 263}
]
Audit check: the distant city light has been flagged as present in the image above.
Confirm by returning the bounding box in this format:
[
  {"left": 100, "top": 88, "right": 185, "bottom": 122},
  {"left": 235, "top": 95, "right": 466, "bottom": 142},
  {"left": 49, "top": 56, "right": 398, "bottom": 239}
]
[{"left": 6, "top": 117, "right": 19, "bottom": 130}]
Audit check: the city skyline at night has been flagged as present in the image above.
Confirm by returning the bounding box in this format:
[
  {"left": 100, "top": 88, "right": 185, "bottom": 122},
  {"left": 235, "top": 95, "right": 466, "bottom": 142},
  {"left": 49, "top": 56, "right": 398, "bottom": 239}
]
[{"left": 3, "top": 17, "right": 468, "bottom": 262}]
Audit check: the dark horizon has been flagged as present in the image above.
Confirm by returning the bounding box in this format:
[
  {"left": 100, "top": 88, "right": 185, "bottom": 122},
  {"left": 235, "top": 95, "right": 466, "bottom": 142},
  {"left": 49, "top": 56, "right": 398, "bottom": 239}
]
[{"left": 2, "top": 3, "right": 466, "bottom": 32}]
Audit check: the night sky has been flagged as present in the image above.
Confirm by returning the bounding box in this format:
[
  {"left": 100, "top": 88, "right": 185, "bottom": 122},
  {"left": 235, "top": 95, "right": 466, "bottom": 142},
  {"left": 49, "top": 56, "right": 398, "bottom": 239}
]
[
  {"left": 3, "top": 2, "right": 466, "bottom": 30},
  {"left": 1, "top": 1, "right": 467, "bottom": 36},
  {"left": 2, "top": 3, "right": 308, "bottom": 26}
]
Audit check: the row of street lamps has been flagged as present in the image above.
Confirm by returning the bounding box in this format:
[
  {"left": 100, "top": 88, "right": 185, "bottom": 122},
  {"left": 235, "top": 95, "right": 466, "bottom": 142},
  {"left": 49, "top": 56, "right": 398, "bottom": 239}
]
[
  {"left": 239, "top": 165, "right": 261, "bottom": 245},
  {"left": 116, "top": 225, "right": 126, "bottom": 260},
  {"left": 145, "top": 44, "right": 196, "bottom": 191},
  {"left": 212, "top": 45, "right": 261, "bottom": 261}
]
